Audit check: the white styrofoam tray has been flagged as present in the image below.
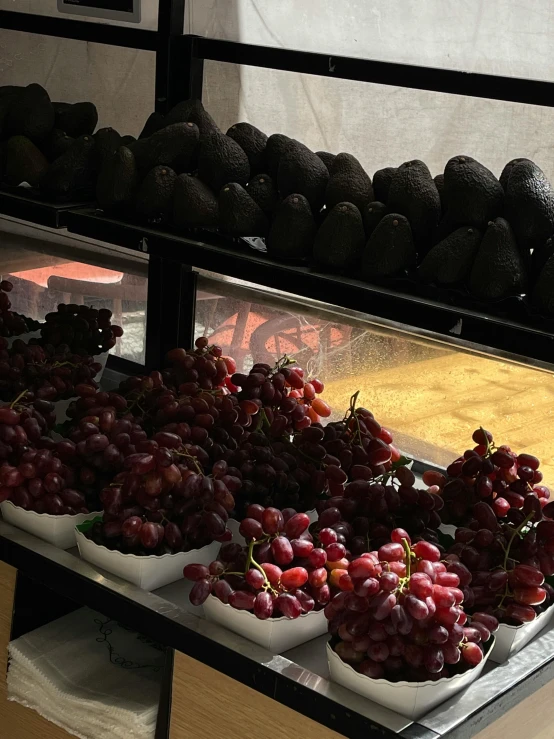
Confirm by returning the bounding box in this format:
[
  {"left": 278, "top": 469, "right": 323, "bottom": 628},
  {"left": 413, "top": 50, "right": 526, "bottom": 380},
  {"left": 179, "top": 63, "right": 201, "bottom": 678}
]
[
  {"left": 228, "top": 508, "right": 319, "bottom": 546},
  {"left": 489, "top": 605, "right": 554, "bottom": 662},
  {"left": 0, "top": 500, "right": 101, "bottom": 549},
  {"left": 203, "top": 594, "right": 328, "bottom": 653},
  {"left": 75, "top": 525, "right": 220, "bottom": 591},
  {"left": 327, "top": 638, "right": 493, "bottom": 720},
  {"left": 6, "top": 329, "right": 41, "bottom": 348}
]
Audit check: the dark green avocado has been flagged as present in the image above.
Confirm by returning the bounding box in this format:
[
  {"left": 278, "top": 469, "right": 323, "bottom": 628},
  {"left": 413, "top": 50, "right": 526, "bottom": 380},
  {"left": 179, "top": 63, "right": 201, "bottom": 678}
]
[
  {"left": 163, "top": 99, "right": 219, "bottom": 135},
  {"left": 387, "top": 160, "right": 441, "bottom": 252},
  {"left": 418, "top": 226, "right": 482, "bottom": 284},
  {"left": 39, "top": 134, "right": 95, "bottom": 196},
  {"left": 277, "top": 140, "right": 329, "bottom": 210},
  {"left": 53, "top": 101, "right": 98, "bottom": 137},
  {"left": 325, "top": 152, "right": 374, "bottom": 211},
  {"left": 443, "top": 155, "right": 503, "bottom": 228},
  {"left": 266, "top": 133, "right": 293, "bottom": 179},
  {"left": 130, "top": 122, "right": 199, "bottom": 174},
  {"left": 266, "top": 193, "right": 316, "bottom": 261},
  {"left": 316, "top": 151, "right": 336, "bottom": 172},
  {"left": 505, "top": 160, "right": 554, "bottom": 248},
  {"left": 499, "top": 158, "right": 533, "bottom": 191},
  {"left": 313, "top": 201, "right": 365, "bottom": 271},
  {"left": 139, "top": 111, "right": 165, "bottom": 139},
  {"left": 5, "top": 135, "right": 48, "bottom": 187},
  {"left": 373, "top": 167, "right": 396, "bottom": 203},
  {"left": 197, "top": 132, "right": 250, "bottom": 193},
  {"left": 219, "top": 182, "right": 268, "bottom": 236},
  {"left": 533, "top": 252, "right": 554, "bottom": 315},
  {"left": 7, "top": 84, "right": 54, "bottom": 142},
  {"left": 226, "top": 122, "right": 267, "bottom": 174},
  {"left": 135, "top": 165, "right": 177, "bottom": 222},
  {"left": 173, "top": 174, "right": 218, "bottom": 229},
  {"left": 362, "top": 213, "right": 416, "bottom": 278},
  {"left": 41, "top": 128, "right": 74, "bottom": 162},
  {"left": 246, "top": 173, "right": 279, "bottom": 215},
  {"left": 93, "top": 127, "right": 122, "bottom": 173},
  {"left": 362, "top": 201, "right": 387, "bottom": 237},
  {"left": 468, "top": 217, "right": 527, "bottom": 300},
  {"left": 96, "top": 146, "right": 138, "bottom": 213}
]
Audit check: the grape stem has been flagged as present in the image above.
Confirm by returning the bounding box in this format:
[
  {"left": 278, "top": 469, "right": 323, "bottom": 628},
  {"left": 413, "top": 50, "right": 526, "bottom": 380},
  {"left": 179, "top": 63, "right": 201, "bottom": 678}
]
[
  {"left": 480, "top": 426, "right": 496, "bottom": 458},
  {"left": 10, "top": 388, "right": 29, "bottom": 409},
  {"left": 498, "top": 512, "right": 535, "bottom": 609},
  {"left": 174, "top": 448, "right": 203, "bottom": 474},
  {"left": 245, "top": 538, "right": 278, "bottom": 595}
]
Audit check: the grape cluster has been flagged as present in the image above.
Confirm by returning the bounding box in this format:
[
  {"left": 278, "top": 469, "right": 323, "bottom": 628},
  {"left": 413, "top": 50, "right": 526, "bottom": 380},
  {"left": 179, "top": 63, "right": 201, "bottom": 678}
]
[
  {"left": 0, "top": 337, "right": 101, "bottom": 403},
  {"left": 0, "top": 280, "right": 39, "bottom": 338},
  {"left": 184, "top": 507, "right": 331, "bottom": 617},
  {"left": 0, "top": 401, "right": 99, "bottom": 513},
  {"left": 40, "top": 304, "right": 123, "bottom": 356},
  {"left": 326, "top": 529, "right": 497, "bottom": 682},
  {"left": 437, "top": 428, "right": 549, "bottom": 526}
]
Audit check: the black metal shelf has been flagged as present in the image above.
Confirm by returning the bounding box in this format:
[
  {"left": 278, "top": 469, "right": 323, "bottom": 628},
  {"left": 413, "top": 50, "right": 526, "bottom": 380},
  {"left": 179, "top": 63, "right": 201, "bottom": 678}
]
[
  {"left": 0, "top": 187, "right": 93, "bottom": 229},
  {"left": 65, "top": 208, "right": 554, "bottom": 367}
]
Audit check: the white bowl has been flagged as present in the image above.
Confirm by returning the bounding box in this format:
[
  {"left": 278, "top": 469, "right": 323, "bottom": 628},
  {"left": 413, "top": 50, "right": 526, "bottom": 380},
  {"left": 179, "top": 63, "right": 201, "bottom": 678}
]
[
  {"left": 6, "top": 329, "right": 41, "bottom": 348},
  {"left": 203, "top": 594, "right": 328, "bottom": 653},
  {"left": 489, "top": 605, "right": 554, "bottom": 662},
  {"left": 75, "top": 524, "right": 220, "bottom": 591},
  {"left": 0, "top": 500, "right": 101, "bottom": 549},
  {"left": 229, "top": 508, "right": 319, "bottom": 546},
  {"left": 327, "top": 638, "right": 493, "bottom": 720}
]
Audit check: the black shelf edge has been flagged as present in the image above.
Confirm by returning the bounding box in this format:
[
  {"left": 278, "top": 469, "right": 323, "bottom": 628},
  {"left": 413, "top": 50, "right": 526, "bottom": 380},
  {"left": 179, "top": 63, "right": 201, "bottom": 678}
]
[
  {"left": 65, "top": 209, "right": 554, "bottom": 367},
  {"left": 0, "top": 189, "right": 94, "bottom": 228},
  {"left": 191, "top": 37, "right": 554, "bottom": 108},
  {"left": 0, "top": 10, "right": 159, "bottom": 50}
]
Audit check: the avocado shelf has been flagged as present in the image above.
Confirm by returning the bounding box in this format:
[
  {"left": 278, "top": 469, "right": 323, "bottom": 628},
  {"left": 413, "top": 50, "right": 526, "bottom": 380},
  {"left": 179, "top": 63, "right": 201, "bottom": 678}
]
[
  {"left": 65, "top": 207, "right": 554, "bottom": 368},
  {"left": 0, "top": 186, "right": 93, "bottom": 228}
]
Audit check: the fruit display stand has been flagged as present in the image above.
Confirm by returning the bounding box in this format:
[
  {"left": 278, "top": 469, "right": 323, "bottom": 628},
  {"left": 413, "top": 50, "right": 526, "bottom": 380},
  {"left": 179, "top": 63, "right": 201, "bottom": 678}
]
[{"left": 2, "top": 519, "right": 554, "bottom": 739}]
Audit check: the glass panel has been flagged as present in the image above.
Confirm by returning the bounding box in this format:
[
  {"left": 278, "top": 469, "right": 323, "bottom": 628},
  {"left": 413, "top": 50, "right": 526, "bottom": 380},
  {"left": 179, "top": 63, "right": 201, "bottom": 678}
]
[
  {"left": 0, "top": 31, "right": 155, "bottom": 137},
  {"left": 190, "top": 0, "right": 554, "bottom": 80},
  {"left": 195, "top": 273, "right": 554, "bottom": 480},
  {"left": 0, "top": 0, "right": 159, "bottom": 29},
  {"left": 0, "top": 230, "right": 147, "bottom": 364},
  {"left": 202, "top": 61, "right": 554, "bottom": 184}
]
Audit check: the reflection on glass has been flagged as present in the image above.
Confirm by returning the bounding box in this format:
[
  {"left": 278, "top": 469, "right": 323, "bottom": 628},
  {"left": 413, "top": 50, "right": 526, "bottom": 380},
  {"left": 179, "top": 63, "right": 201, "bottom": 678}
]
[{"left": 195, "top": 275, "right": 554, "bottom": 480}]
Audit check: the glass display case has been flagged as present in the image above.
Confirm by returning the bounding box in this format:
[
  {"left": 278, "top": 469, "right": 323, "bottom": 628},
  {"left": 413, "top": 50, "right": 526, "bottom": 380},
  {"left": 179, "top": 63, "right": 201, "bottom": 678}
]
[{"left": 1, "top": 4, "right": 554, "bottom": 739}]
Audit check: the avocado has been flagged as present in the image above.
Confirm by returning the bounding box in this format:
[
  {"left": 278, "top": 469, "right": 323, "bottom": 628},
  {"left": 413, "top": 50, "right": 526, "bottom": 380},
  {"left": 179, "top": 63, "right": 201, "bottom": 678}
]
[
  {"left": 443, "top": 155, "right": 503, "bottom": 229},
  {"left": 173, "top": 174, "right": 218, "bottom": 229},
  {"left": 325, "top": 152, "right": 374, "bottom": 211},
  {"left": 499, "top": 158, "right": 533, "bottom": 191},
  {"left": 468, "top": 217, "right": 527, "bottom": 300},
  {"left": 120, "top": 135, "right": 136, "bottom": 147},
  {"left": 266, "top": 193, "right": 316, "bottom": 261},
  {"left": 93, "top": 127, "right": 122, "bottom": 173},
  {"left": 163, "top": 99, "right": 219, "bottom": 135},
  {"left": 313, "top": 202, "right": 365, "bottom": 271},
  {"left": 0, "top": 87, "right": 22, "bottom": 138},
  {"left": 533, "top": 252, "right": 554, "bottom": 315},
  {"left": 139, "top": 111, "right": 165, "bottom": 139},
  {"left": 362, "top": 201, "right": 387, "bottom": 236},
  {"left": 373, "top": 167, "right": 396, "bottom": 203},
  {"left": 197, "top": 131, "right": 250, "bottom": 192},
  {"left": 505, "top": 160, "right": 554, "bottom": 248},
  {"left": 41, "top": 129, "right": 74, "bottom": 162},
  {"left": 418, "top": 226, "right": 482, "bottom": 284},
  {"left": 277, "top": 140, "right": 329, "bottom": 210},
  {"left": 219, "top": 183, "right": 268, "bottom": 236},
  {"left": 434, "top": 173, "right": 446, "bottom": 214},
  {"left": 135, "top": 165, "right": 177, "bottom": 222},
  {"left": 227, "top": 122, "right": 267, "bottom": 174},
  {"left": 316, "top": 151, "right": 336, "bottom": 172},
  {"left": 531, "top": 237, "right": 554, "bottom": 281},
  {"left": 96, "top": 146, "right": 138, "bottom": 213},
  {"left": 266, "top": 134, "right": 293, "bottom": 179},
  {"left": 40, "top": 134, "right": 95, "bottom": 197},
  {"left": 387, "top": 160, "right": 441, "bottom": 253},
  {"left": 6, "top": 84, "right": 54, "bottom": 142},
  {"left": 130, "top": 122, "right": 199, "bottom": 174},
  {"left": 53, "top": 101, "right": 98, "bottom": 137},
  {"left": 246, "top": 173, "right": 278, "bottom": 215},
  {"left": 5, "top": 135, "right": 48, "bottom": 187},
  {"left": 362, "top": 213, "right": 416, "bottom": 278}
]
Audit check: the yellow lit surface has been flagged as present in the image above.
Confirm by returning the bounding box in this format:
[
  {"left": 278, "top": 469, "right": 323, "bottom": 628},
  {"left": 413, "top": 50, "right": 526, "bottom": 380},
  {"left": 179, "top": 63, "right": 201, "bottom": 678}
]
[{"left": 324, "top": 346, "right": 554, "bottom": 482}]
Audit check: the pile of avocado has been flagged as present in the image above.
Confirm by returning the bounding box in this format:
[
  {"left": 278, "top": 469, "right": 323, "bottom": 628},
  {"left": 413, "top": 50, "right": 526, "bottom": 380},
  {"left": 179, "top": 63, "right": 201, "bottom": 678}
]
[
  {"left": 0, "top": 83, "right": 135, "bottom": 200},
  {"left": 95, "top": 97, "right": 554, "bottom": 318}
]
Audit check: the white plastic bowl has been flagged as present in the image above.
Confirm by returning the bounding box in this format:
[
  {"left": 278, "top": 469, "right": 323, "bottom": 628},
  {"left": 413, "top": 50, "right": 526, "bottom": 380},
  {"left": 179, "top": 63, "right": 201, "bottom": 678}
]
[
  {"left": 75, "top": 525, "right": 220, "bottom": 591},
  {"left": 0, "top": 500, "right": 101, "bottom": 549},
  {"left": 489, "top": 605, "right": 554, "bottom": 662},
  {"left": 327, "top": 638, "right": 493, "bottom": 720},
  {"left": 203, "top": 594, "right": 328, "bottom": 653}
]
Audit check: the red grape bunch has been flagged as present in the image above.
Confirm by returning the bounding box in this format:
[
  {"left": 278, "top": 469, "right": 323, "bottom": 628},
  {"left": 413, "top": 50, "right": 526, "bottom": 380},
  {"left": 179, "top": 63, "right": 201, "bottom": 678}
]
[
  {"left": 162, "top": 338, "right": 232, "bottom": 394},
  {"left": 325, "top": 529, "right": 497, "bottom": 682},
  {"left": 435, "top": 427, "right": 549, "bottom": 526},
  {"left": 0, "top": 280, "right": 39, "bottom": 338},
  {"left": 444, "top": 498, "right": 554, "bottom": 625},
  {"left": 183, "top": 506, "right": 331, "bottom": 618},
  {"left": 40, "top": 304, "right": 123, "bottom": 355},
  {"left": 0, "top": 336, "right": 101, "bottom": 404}
]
